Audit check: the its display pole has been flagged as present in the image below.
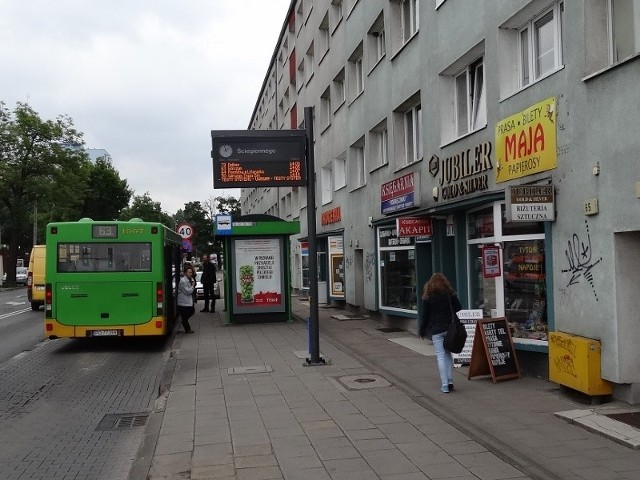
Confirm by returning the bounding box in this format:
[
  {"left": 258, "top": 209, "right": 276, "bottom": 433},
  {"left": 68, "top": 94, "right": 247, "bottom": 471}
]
[{"left": 304, "top": 106, "right": 325, "bottom": 365}]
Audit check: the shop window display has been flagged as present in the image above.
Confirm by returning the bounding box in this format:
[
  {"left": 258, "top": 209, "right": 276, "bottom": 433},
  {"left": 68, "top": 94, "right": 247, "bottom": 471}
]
[
  {"left": 380, "top": 250, "right": 417, "bottom": 311},
  {"left": 504, "top": 239, "right": 547, "bottom": 340},
  {"left": 467, "top": 203, "right": 548, "bottom": 343},
  {"left": 378, "top": 226, "right": 418, "bottom": 312}
]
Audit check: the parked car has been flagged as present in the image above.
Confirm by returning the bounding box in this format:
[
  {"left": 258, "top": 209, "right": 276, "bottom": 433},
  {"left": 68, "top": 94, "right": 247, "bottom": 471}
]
[
  {"left": 16, "top": 267, "right": 28, "bottom": 285},
  {"left": 195, "top": 271, "right": 204, "bottom": 300}
]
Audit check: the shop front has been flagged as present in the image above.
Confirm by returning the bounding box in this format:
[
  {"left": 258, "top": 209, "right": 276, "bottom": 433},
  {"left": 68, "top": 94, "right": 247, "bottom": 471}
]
[{"left": 421, "top": 97, "right": 558, "bottom": 375}]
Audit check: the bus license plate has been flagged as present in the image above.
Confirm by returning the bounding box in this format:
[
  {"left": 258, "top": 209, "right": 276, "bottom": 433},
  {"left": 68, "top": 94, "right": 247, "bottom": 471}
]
[
  {"left": 36, "top": 286, "right": 45, "bottom": 291},
  {"left": 90, "top": 329, "right": 121, "bottom": 337}
]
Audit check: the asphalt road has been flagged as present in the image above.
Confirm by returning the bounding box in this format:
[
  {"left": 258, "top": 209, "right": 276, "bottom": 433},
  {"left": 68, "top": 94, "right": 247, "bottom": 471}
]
[
  {"left": 0, "top": 287, "right": 173, "bottom": 480},
  {"left": 0, "top": 287, "right": 45, "bottom": 363}
]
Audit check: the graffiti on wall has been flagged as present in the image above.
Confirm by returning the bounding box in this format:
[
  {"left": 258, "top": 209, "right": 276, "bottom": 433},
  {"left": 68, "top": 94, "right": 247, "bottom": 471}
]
[
  {"left": 549, "top": 333, "right": 578, "bottom": 378},
  {"left": 561, "top": 219, "right": 603, "bottom": 301},
  {"left": 365, "top": 252, "right": 376, "bottom": 282}
]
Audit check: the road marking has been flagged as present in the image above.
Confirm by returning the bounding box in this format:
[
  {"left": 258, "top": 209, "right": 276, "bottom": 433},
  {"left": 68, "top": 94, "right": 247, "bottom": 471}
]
[
  {"left": 7, "top": 301, "right": 26, "bottom": 305},
  {"left": 0, "top": 307, "right": 32, "bottom": 319}
]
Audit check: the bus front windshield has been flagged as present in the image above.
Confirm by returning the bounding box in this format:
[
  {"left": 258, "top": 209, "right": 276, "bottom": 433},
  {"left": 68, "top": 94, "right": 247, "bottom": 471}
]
[{"left": 57, "top": 243, "right": 152, "bottom": 272}]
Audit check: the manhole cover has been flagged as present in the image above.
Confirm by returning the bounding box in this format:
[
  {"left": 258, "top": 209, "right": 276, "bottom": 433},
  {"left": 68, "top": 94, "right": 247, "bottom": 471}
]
[
  {"left": 336, "top": 374, "right": 391, "bottom": 390},
  {"left": 605, "top": 412, "right": 640, "bottom": 429},
  {"left": 96, "top": 412, "right": 149, "bottom": 431},
  {"left": 377, "top": 327, "right": 405, "bottom": 333}
]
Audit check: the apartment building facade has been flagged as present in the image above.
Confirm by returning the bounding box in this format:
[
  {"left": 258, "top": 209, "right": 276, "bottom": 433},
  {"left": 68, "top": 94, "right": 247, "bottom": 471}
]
[{"left": 243, "top": 0, "right": 640, "bottom": 402}]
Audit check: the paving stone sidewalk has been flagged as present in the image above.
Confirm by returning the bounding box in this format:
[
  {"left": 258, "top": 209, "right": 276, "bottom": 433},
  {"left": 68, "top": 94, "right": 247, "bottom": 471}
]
[{"left": 138, "top": 296, "right": 640, "bottom": 480}]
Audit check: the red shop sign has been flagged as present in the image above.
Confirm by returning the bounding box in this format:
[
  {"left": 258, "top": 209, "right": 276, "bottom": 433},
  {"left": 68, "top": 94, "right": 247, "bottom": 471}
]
[{"left": 397, "top": 217, "right": 432, "bottom": 237}]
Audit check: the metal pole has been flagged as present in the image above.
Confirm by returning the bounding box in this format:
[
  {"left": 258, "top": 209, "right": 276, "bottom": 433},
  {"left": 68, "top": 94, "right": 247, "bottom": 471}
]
[
  {"left": 33, "top": 205, "right": 37, "bottom": 245},
  {"left": 304, "top": 106, "right": 324, "bottom": 365}
]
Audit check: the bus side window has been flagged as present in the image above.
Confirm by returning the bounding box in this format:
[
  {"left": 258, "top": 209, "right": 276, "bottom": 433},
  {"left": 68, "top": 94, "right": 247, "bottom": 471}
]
[{"left": 58, "top": 261, "right": 77, "bottom": 272}]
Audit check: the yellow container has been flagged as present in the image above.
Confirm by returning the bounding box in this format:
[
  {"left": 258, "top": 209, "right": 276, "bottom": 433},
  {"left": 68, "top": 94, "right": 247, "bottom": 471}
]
[{"left": 548, "top": 331, "right": 612, "bottom": 396}]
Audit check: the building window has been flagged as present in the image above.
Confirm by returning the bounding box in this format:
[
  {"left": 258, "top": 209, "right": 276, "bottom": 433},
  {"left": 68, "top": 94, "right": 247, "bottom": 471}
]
[
  {"left": 296, "top": 0, "right": 304, "bottom": 35},
  {"left": 297, "top": 57, "right": 305, "bottom": 91},
  {"left": 518, "top": 2, "right": 564, "bottom": 88},
  {"left": 440, "top": 42, "right": 485, "bottom": 143},
  {"left": 609, "top": 0, "right": 640, "bottom": 64},
  {"left": 455, "top": 57, "right": 486, "bottom": 137},
  {"left": 332, "top": 68, "right": 346, "bottom": 111},
  {"left": 330, "top": 0, "right": 344, "bottom": 33},
  {"left": 396, "top": 103, "right": 422, "bottom": 167},
  {"left": 368, "top": 119, "right": 389, "bottom": 170},
  {"left": 321, "top": 164, "right": 333, "bottom": 204},
  {"left": 348, "top": 43, "right": 364, "bottom": 101},
  {"left": 334, "top": 153, "right": 347, "bottom": 190},
  {"left": 367, "top": 13, "right": 386, "bottom": 71},
  {"left": 401, "top": 0, "right": 419, "bottom": 43},
  {"left": 405, "top": 104, "right": 422, "bottom": 164},
  {"left": 393, "top": 94, "right": 422, "bottom": 168},
  {"left": 305, "top": 41, "right": 315, "bottom": 85},
  {"left": 320, "top": 87, "right": 332, "bottom": 131},
  {"left": 350, "top": 137, "right": 366, "bottom": 189},
  {"left": 318, "top": 13, "right": 330, "bottom": 61}
]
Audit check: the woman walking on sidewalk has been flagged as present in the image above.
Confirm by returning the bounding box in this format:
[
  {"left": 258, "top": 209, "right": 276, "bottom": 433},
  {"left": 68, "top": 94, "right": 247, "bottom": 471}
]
[
  {"left": 177, "top": 264, "right": 196, "bottom": 334},
  {"left": 419, "top": 273, "right": 462, "bottom": 393}
]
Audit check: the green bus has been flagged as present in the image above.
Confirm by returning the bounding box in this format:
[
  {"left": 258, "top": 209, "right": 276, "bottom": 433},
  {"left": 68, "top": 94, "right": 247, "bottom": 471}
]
[{"left": 44, "top": 218, "right": 182, "bottom": 338}]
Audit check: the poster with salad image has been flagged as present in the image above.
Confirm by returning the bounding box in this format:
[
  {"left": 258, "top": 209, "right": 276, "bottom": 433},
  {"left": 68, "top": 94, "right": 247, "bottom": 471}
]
[{"left": 232, "top": 237, "right": 285, "bottom": 313}]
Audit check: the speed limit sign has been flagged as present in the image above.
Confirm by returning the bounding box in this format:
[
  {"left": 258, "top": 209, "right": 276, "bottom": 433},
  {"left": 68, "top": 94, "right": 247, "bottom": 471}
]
[{"left": 177, "top": 223, "right": 194, "bottom": 239}]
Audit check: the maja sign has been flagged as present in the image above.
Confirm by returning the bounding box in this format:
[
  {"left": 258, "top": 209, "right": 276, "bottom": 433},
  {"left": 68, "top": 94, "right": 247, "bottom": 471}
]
[{"left": 211, "top": 130, "right": 307, "bottom": 188}]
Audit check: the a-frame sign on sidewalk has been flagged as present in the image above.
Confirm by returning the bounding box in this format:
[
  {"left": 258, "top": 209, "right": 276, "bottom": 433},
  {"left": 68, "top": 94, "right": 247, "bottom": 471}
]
[{"left": 468, "top": 318, "right": 521, "bottom": 383}]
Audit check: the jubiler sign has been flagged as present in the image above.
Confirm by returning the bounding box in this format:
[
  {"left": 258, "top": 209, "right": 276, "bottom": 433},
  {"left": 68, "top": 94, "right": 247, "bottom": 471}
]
[{"left": 506, "top": 185, "right": 555, "bottom": 222}]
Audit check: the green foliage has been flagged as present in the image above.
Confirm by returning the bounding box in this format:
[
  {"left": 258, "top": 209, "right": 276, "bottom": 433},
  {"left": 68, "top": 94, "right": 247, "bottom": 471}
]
[
  {"left": 0, "top": 101, "right": 90, "bottom": 284},
  {"left": 181, "top": 201, "right": 211, "bottom": 257},
  {"left": 119, "top": 192, "right": 174, "bottom": 227},
  {"left": 214, "top": 195, "right": 241, "bottom": 217},
  {"left": 81, "top": 157, "right": 132, "bottom": 220}
]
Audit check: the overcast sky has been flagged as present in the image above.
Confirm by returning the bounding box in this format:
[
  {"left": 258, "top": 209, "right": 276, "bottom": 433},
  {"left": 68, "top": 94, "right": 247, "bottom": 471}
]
[{"left": 0, "top": 0, "right": 291, "bottom": 215}]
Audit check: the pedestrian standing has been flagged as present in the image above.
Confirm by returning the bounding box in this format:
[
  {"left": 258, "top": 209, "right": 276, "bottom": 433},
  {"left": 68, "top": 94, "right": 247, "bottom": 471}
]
[
  {"left": 419, "top": 273, "right": 462, "bottom": 393},
  {"left": 200, "top": 253, "right": 217, "bottom": 312},
  {"left": 177, "top": 264, "right": 196, "bottom": 333}
]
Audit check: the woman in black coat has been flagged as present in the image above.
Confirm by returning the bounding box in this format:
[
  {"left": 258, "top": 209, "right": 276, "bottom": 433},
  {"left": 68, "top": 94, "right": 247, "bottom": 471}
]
[{"left": 419, "top": 273, "right": 462, "bottom": 393}]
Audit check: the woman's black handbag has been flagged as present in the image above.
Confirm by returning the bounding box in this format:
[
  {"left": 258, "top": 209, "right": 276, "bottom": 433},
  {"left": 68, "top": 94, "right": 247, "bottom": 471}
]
[{"left": 443, "top": 296, "right": 467, "bottom": 353}]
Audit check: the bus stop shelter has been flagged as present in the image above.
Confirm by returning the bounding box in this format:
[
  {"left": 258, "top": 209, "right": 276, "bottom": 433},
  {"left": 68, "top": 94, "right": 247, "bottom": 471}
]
[{"left": 216, "top": 214, "right": 300, "bottom": 324}]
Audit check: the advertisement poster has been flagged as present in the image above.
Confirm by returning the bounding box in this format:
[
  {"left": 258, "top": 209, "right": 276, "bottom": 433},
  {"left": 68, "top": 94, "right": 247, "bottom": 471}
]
[
  {"left": 452, "top": 310, "right": 483, "bottom": 366},
  {"left": 232, "top": 238, "right": 285, "bottom": 313},
  {"left": 328, "top": 236, "right": 345, "bottom": 299},
  {"left": 482, "top": 245, "right": 501, "bottom": 278}
]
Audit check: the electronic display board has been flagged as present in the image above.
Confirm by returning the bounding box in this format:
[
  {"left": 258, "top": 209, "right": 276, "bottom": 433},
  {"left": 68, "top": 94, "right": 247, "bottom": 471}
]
[{"left": 211, "top": 130, "right": 307, "bottom": 188}]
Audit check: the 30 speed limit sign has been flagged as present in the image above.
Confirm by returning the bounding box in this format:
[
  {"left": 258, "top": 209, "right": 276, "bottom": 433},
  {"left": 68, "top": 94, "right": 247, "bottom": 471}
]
[{"left": 177, "top": 223, "right": 194, "bottom": 239}]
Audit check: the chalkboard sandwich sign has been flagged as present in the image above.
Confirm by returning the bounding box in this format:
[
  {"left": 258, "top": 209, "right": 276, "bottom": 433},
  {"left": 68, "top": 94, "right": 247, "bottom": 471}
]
[{"left": 468, "top": 317, "right": 521, "bottom": 383}]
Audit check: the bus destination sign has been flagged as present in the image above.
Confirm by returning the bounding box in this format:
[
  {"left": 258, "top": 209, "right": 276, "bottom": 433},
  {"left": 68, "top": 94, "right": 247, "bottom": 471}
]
[{"left": 211, "top": 130, "right": 307, "bottom": 188}]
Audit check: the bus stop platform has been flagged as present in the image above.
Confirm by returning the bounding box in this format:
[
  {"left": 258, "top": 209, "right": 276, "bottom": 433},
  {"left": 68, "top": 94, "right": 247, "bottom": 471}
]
[{"left": 136, "top": 294, "right": 640, "bottom": 480}]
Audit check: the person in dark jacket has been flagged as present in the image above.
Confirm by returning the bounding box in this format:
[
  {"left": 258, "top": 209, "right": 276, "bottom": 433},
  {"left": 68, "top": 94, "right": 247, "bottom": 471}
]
[
  {"left": 419, "top": 273, "right": 462, "bottom": 393},
  {"left": 200, "top": 254, "right": 217, "bottom": 312}
]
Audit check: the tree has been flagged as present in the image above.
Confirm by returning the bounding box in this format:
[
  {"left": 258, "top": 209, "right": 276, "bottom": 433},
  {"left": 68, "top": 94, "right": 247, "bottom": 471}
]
[
  {"left": 179, "top": 201, "right": 211, "bottom": 258},
  {"left": 0, "top": 102, "right": 89, "bottom": 285},
  {"left": 81, "top": 156, "right": 132, "bottom": 220},
  {"left": 215, "top": 195, "right": 242, "bottom": 217},
  {"left": 202, "top": 195, "right": 242, "bottom": 265},
  {"left": 119, "top": 192, "right": 173, "bottom": 226}
]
